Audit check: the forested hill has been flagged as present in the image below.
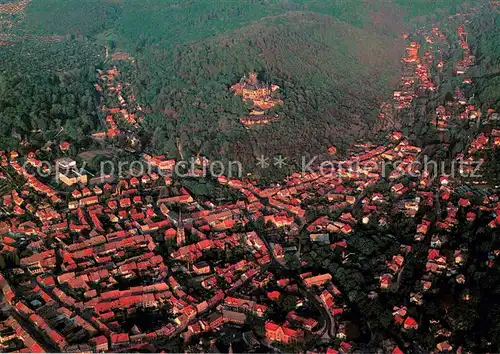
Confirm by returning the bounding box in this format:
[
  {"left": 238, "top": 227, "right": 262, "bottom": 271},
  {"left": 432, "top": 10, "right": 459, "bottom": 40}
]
[
  {"left": 469, "top": 9, "right": 500, "bottom": 110},
  {"left": 131, "top": 9, "right": 406, "bottom": 174},
  {"left": 15, "top": 0, "right": 467, "bottom": 47},
  {"left": 16, "top": 0, "right": 407, "bottom": 46},
  {"left": 1, "top": 0, "right": 475, "bottom": 175}
]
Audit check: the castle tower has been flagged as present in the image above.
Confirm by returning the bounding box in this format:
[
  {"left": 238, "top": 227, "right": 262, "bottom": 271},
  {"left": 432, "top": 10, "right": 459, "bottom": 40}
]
[{"left": 248, "top": 72, "right": 258, "bottom": 85}]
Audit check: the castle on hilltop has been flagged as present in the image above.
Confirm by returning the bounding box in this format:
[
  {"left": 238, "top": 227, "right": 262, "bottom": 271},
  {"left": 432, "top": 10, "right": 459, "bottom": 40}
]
[{"left": 230, "top": 72, "right": 283, "bottom": 127}]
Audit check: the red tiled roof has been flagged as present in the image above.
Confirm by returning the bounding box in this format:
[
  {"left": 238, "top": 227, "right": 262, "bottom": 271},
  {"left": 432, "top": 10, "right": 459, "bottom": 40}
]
[
  {"left": 267, "top": 291, "right": 281, "bottom": 301},
  {"left": 403, "top": 316, "right": 418, "bottom": 329},
  {"left": 392, "top": 346, "right": 404, "bottom": 354}
]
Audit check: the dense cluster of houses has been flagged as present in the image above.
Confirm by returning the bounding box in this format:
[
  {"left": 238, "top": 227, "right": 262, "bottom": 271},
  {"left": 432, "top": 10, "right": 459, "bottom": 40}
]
[
  {"left": 0, "top": 0, "right": 30, "bottom": 15},
  {"left": 0, "top": 128, "right": 442, "bottom": 352},
  {"left": 379, "top": 19, "right": 476, "bottom": 133},
  {"left": 91, "top": 66, "right": 142, "bottom": 141},
  {"left": 372, "top": 128, "right": 499, "bottom": 352},
  {"left": 0, "top": 143, "right": 340, "bottom": 352},
  {"left": 377, "top": 27, "right": 442, "bottom": 131},
  {"left": 371, "top": 17, "right": 500, "bottom": 353},
  {"left": 429, "top": 22, "right": 492, "bottom": 136}
]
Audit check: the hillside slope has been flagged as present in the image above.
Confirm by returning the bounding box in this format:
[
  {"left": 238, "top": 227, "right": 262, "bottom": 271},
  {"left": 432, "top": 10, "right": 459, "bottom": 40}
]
[
  {"left": 130, "top": 10, "right": 407, "bottom": 176},
  {"left": 17, "top": 0, "right": 405, "bottom": 47},
  {"left": 1, "top": 0, "right": 472, "bottom": 174}
]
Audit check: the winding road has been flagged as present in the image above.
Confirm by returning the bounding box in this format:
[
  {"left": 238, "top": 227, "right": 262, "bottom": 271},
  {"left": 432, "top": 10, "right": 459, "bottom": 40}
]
[{"left": 255, "top": 231, "right": 336, "bottom": 343}]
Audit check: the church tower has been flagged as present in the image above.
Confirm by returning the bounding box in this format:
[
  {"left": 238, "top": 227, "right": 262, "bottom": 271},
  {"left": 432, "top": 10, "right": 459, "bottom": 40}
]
[{"left": 176, "top": 210, "right": 185, "bottom": 246}]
